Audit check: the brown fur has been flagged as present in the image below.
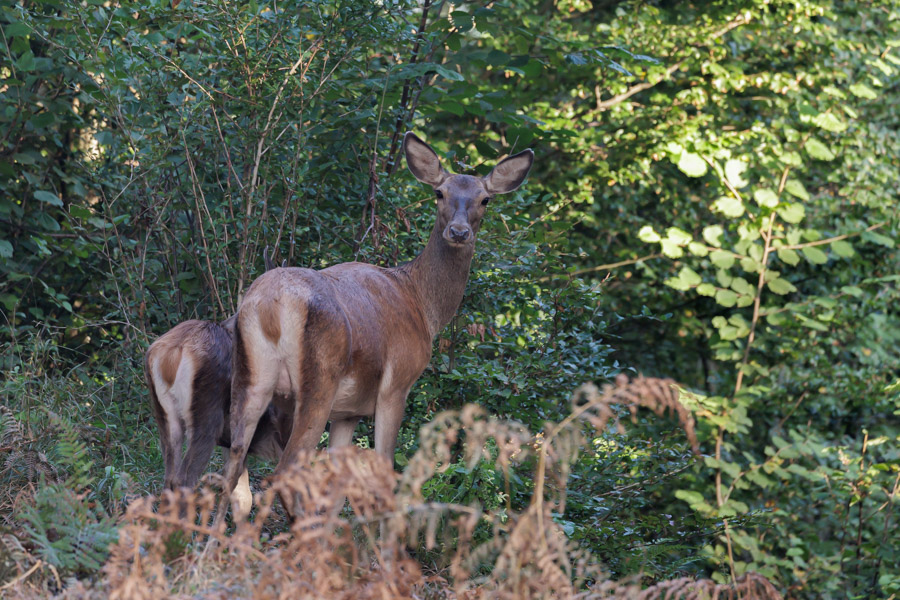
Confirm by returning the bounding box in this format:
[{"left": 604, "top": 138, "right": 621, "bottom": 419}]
[
  {"left": 157, "top": 344, "right": 182, "bottom": 387},
  {"left": 258, "top": 300, "right": 282, "bottom": 344},
  {"left": 219, "top": 134, "right": 534, "bottom": 519},
  {"left": 145, "top": 320, "right": 289, "bottom": 490}
]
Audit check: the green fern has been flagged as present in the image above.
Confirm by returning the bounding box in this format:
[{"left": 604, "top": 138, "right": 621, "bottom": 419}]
[
  {"left": 50, "top": 412, "right": 95, "bottom": 492},
  {"left": 19, "top": 483, "right": 118, "bottom": 574},
  {"left": 17, "top": 413, "right": 118, "bottom": 575}
]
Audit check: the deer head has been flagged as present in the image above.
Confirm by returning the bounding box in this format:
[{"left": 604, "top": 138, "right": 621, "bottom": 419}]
[{"left": 403, "top": 132, "right": 534, "bottom": 246}]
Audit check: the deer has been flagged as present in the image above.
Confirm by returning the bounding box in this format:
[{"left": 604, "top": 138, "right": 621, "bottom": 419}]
[
  {"left": 217, "top": 132, "right": 534, "bottom": 519},
  {"left": 145, "top": 252, "right": 293, "bottom": 517}
]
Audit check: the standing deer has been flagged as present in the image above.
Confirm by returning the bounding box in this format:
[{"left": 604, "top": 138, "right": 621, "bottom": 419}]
[
  {"left": 219, "top": 133, "right": 534, "bottom": 517},
  {"left": 145, "top": 252, "right": 292, "bottom": 516}
]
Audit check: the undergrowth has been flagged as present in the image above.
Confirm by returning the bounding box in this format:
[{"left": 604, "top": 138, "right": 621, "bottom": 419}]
[{"left": 1, "top": 376, "right": 783, "bottom": 599}]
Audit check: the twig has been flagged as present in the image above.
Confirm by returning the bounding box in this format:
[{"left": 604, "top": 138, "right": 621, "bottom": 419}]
[
  {"left": 779, "top": 221, "right": 888, "bottom": 251},
  {"left": 537, "top": 253, "right": 663, "bottom": 281},
  {"left": 0, "top": 560, "right": 43, "bottom": 591}
]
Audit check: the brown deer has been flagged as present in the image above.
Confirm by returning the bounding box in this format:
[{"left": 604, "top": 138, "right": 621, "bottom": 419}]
[
  {"left": 145, "top": 255, "right": 292, "bottom": 516},
  {"left": 219, "top": 133, "right": 534, "bottom": 517}
]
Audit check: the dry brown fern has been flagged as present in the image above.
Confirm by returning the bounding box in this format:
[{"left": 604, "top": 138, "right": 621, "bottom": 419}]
[{"left": 7, "top": 377, "right": 782, "bottom": 600}]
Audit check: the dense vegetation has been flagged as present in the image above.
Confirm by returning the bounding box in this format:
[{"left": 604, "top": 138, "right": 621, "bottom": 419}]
[{"left": 1, "top": 0, "right": 897, "bottom": 597}]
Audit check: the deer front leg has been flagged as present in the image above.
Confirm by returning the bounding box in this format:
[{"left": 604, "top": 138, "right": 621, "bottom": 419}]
[
  {"left": 374, "top": 387, "right": 412, "bottom": 468},
  {"left": 328, "top": 417, "right": 360, "bottom": 449}
]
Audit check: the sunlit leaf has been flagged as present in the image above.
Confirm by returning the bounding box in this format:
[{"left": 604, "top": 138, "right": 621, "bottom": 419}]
[
  {"left": 712, "top": 196, "right": 744, "bottom": 217},
  {"left": 753, "top": 188, "right": 779, "bottom": 208},
  {"left": 784, "top": 180, "right": 809, "bottom": 201},
  {"left": 677, "top": 152, "right": 708, "bottom": 177},
  {"left": 849, "top": 82, "right": 878, "bottom": 99},
  {"left": 638, "top": 225, "right": 661, "bottom": 243},
  {"left": 777, "top": 203, "right": 805, "bottom": 224},
  {"left": 804, "top": 138, "right": 836, "bottom": 161},
  {"left": 703, "top": 225, "right": 724, "bottom": 247},
  {"left": 725, "top": 159, "right": 749, "bottom": 189}
]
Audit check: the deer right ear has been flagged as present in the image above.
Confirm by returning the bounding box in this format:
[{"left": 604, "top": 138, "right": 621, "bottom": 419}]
[{"left": 403, "top": 132, "right": 447, "bottom": 187}]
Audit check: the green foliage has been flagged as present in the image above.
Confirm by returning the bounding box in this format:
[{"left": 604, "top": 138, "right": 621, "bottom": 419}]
[
  {"left": 1, "top": 0, "right": 898, "bottom": 597},
  {"left": 19, "top": 415, "right": 119, "bottom": 576}
]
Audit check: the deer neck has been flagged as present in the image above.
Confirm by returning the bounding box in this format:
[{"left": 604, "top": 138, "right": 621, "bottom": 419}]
[{"left": 405, "top": 220, "right": 475, "bottom": 339}]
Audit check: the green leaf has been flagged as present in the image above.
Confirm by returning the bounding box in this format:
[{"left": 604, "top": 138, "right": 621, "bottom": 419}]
[
  {"left": 703, "top": 225, "right": 724, "bottom": 247},
  {"left": 710, "top": 250, "right": 735, "bottom": 269},
  {"left": 831, "top": 240, "right": 854, "bottom": 257},
  {"left": 666, "top": 227, "right": 692, "bottom": 246},
  {"left": 779, "top": 151, "right": 803, "bottom": 167},
  {"left": 34, "top": 191, "right": 63, "bottom": 207},
  {"left": 730, "top": 277, "right": 754, "bottom": 296},
  {"left": 716, "top": 289, "right": 738, "bottom": 307},
  {"left": 434, "top": 65, "right": 465, "bottom": 82},
  {"left": 804, "top": 138, "right": 836, "bottom": 161},
  {"left": 677, "top": 152, "right": 707, "bottom": 177},
  {"left": 753, "top": 188, "right": 779, "bottom": 208},
  {"left": 638, "top": 225, "right": 660, "bottom": 243},
  {"left": 441, "top": 100, "right": 465, "bottom": 116},
  {"left": 862, "top": 231, "right": 895, "bottom": 248},
  {"left": 849, "top": 82, "right": 878, "bottom": 99},
  {"left": 724, "top": 159, "right": 749, "bottom": 189},
  {"left": 0, "top": 240, "right": 12, "bottom": 258},
  {"left": 841, "top": 285, "right": 864, "bottom": 297},
  {"left": 16, "top": 50, "right": 34, "bottom": 71},
  {"left": 660, "top": 239, "right": 683, "bottom": 258},
  {"left": 680, "top": 266, "right": 702, "bottom": 287},
  {"left": 802, "top": 246, "right": 828, "bottom": 265},
  {"left": 697, "top": 283, "right": 716, "bottom": 296},
  {"left": 783, "top": 179, "right": 809, "bottom": 201},
  {"left": 777, "top": 203, "right": 805, "bottom": 224},
  {"left": 777, "top": 248, "right": 800, "bottom": 265},
  {"left": 712, "top": 196, "right": 744, "bottom": 218},
  {"left": 812, "top": 112, "right": 847, "bottom": 133},
  {"left": 688, "top": 241, "right": 708, "bottom": 256},
  {"left": 767, "top": 277, "right": 797, "bottom": 295}
]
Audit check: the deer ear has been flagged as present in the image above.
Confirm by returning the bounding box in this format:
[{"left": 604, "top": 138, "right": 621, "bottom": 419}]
[
  {"left": 403, "top": 132, "right": 447, "bottom": 187},
  {"left": 220, "top": 314, "right": 237, "bottom": 336},
  {"left": 483, "top": 149, "right": 534, "bottom": 194}
]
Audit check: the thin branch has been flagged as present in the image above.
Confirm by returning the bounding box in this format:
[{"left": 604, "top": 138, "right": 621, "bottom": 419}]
[
  {"left": 537, "top": 253, "right": 663, "bottom": 281},
  {"left": 779, "top": 221, "right": 888, "bottom": 251}
]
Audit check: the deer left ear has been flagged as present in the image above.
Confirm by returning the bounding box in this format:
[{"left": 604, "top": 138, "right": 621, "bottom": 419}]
[{"left": 483, "top": 149, "right": 534, "bottom": 194}]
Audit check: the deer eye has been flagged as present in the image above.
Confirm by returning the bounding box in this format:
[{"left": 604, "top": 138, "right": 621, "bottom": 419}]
[
  {"left": 435, "top": 190, "right": 444, "bottom": 200},
  {"left": 481, "top": 197, "right": 491, "bottom": 206}
]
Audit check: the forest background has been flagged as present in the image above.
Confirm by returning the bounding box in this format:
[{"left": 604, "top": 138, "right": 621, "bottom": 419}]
[{"left": 0, "top": 0, "right": 898, "bottom": 598}]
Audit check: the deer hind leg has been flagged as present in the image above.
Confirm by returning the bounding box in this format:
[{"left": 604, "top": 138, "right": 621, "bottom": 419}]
[
  {"left": 274, "top": 371, "right": 341, "bottom": 519},
  {"left": 148, "top": 383, "right": 180, "bottom": 491},
  {"left": 217, "top": 326, "right": 279, "bottom": 525},
  {"left": 274, "top": 306, "right": 350, "bottom": 519},
  {"left": 177, "top": 421, "right": 221, "bottom": 490}
]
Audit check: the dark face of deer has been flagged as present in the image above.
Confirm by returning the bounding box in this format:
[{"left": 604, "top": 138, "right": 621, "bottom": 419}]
[{"left": 403, "top": 133, "right": 534, "bottom": 248}]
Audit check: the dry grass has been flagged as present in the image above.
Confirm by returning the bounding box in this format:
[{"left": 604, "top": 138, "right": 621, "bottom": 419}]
[{"left": 2, "top": 377, "right": 782, "bottom": 599}]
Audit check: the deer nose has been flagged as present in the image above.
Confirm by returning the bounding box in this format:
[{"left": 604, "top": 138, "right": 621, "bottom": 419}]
[{"left": 449, "top": 225, "right": 470, "bottom": 242}]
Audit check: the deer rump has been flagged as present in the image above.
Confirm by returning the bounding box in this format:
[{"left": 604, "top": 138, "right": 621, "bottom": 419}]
[{"left": 144, "top": 319, "right": 290, "bottom": 491}]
